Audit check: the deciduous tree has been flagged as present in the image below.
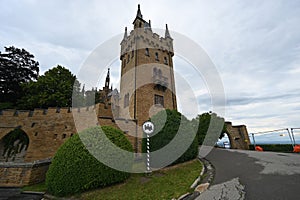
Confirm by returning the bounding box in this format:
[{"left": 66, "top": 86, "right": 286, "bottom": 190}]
[
  {"left": 18, "top": 65, "right": 78, "bottom": 109},
  {"left": 0, "top": 46, "right": 39, "bottom": 106}
]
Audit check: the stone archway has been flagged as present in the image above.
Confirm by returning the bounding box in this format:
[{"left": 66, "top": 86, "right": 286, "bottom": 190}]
[
  {"left": 0, "top": 128, "right": 29, "bottom": 162},
  {"left": 217, "top": 133, "right": 231, "bottom": 149},
  {"left": 225, "top": 122, "right": 251, "bottom": 150}
]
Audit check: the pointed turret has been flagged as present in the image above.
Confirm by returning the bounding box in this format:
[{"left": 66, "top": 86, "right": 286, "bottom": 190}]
[
  {"left": 133, "top": 4, "right": 146, "bottom": 29},
  {"left": 123, "top": 27, "right": 128, "bottom": 40},
  {"left": 144, "top": 19, "right": 152, "bottom": 31},
  {"left": 105, "top": 68, "right": 110, "bottom": 88},
  {"left": 136, "top": 4, "right": 143, "bottom": 19},
  {"left": 165, "top": 24, "right": 172, "bottom": 39},
  {"left": 147, "top": 20, "right": 152, "bottom": 31}
]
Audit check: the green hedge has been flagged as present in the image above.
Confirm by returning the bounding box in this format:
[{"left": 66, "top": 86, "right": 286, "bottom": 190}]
[
  {"left": 142, "top": 109, "right": 198, "bottom": 167},
  {"left": 46, "top": 126, "right": 133, "bottom": 197},
  {"left": 191, "top": 112, "right": 226, "bottom": 145},
  {"left": 249, "top": 144, "right": 294, "bottom": 153}
]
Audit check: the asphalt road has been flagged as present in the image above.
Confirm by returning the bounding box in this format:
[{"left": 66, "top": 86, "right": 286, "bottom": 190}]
[
  {"left": 198, "top": 148, "right": 300, "bottom": 200},
  {"left": 0, "top": 188, "right": 43, "bottom": 200}
]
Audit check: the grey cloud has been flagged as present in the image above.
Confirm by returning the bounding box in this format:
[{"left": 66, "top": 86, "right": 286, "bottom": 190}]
[{"left": 1, "top": 0, "right": 300, "bottom": 132}]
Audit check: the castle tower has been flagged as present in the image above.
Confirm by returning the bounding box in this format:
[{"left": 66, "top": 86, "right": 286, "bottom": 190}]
[{"left": 119, "top": 4, "right": 177, "bottom": 129}]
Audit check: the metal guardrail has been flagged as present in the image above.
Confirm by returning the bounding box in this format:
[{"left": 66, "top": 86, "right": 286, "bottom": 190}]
[{"left": 249, "top": 128, "right": 298, "bottom": 147}]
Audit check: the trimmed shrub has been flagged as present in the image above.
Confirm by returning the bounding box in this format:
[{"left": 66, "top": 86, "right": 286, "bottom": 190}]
[
  {"left": 191, "top": 112, "right": 227, "bottom": 145},
  {"left": 142, "top": 109, "right": 198, "bottom": 167},
  {"left": 46, "top": 126, "right": 133, "bottom": 197}
]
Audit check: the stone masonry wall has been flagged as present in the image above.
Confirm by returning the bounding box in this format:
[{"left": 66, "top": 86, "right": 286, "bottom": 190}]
[
  {"left": 0, "top": 103, "right": 138, "bottom": 162},
  {"left": 0, "top": 158, "right": 51, "bottom": 187},
  {"left": 0, "top": 102, "right": 143, "bottom": 186},
  {"left": 225, "top": 122, "right": 251, "bottom": 150}
]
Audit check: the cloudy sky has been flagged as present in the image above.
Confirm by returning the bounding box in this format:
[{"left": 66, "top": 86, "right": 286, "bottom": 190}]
[{"left": 1, "top": 0, "right": 300, "bottom": 136}]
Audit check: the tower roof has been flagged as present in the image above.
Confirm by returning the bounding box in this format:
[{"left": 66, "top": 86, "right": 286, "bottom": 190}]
[
  {"left": 133, "top": 4, "right": 146, "bottom": 24},
  {"left": 136, "top": 4, "right": 143, "bottom": 18},
  {"left": 165, "top": 24, "right": 172, "bottom": 39}
]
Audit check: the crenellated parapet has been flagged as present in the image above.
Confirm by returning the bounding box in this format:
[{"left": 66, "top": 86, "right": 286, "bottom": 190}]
[
  {"left": 120, "top": 4, "right": 173, "bottom": 60},
  {"left": 0, "top": 105, "right": 106, "bottom": 117},
  {"left": 0, "top": 100, "right": 137, "bottom": 158},
  {"left": 121, "top": 28, "right": 174, "bottom": 59}
]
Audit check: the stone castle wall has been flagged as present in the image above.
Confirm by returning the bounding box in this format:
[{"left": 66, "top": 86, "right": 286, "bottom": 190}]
[
  {"left": 0, "top": 102, "right": 141, "bottom": 186},
  {"left": 0, "top": 108, "right": 76, "bottom": 162},
  {"left": 0, "top": 158, "right": 51, "bottom": 187},
  {"left": 0, "top": 103, "right": 139, "bottom": 162}
]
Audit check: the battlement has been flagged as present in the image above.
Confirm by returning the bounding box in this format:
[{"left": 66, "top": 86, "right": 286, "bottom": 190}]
[
  {"left": 0, "top": 104, "right": 106, "bottom": 118},
  {"left": 121, "top": 28, "right": 174, "bottom": 58}
]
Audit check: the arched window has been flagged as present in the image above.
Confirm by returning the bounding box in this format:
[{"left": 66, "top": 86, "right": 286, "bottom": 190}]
[
  {"left": 145, "top": 48, "right": 149, "bottom": 56},
  {"left": 127, "top": 54, "right": 130, "bottom": 63},
  {"left": 131, "top": 50, "right": 134, "bottom": 58},
  {"left": 164, "top": 57, "right": 168, "bottom": 65},
  {"left": 155, "top": 52, "right": 159, "bottom": 61},
  {"left": 154, "top": 94, "right": 164, "bottom": 106}
]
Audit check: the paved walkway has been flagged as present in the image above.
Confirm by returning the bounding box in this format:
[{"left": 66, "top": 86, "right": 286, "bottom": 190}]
[
  {"left": 197, "top": 148, "right": 300, "bottom": 200},
  {"left": 0, "top": 188, "right": 43, "bottom": 200}
]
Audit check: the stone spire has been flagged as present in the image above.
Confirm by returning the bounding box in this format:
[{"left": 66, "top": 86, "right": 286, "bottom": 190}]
[
  {"left": 136, "top": 4, "right": 143, "bottom": 19},
  {"left": 165, "top": 24, "right": 172, "bottom": 39},
  {"left": 123, "top": 27, "right": 128, "bottom": 40},
  {"left": 105, "top": 68, "right": 110, "bottom": 88},
  {"left": 148, "top": 20, "right": 152, "bottom": 31}
]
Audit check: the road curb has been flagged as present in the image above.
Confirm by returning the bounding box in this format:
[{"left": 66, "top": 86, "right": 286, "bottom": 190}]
[
  {"left": 21, "top": 191, "right": 45, "bottom": 195},
  {"left": 176, "top": 158, "right": 215, "bottom": 200}
]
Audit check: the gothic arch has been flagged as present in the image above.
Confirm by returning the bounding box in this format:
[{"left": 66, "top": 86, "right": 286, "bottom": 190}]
[{"left": 0, "top": 128, "right": 29, "bottom": 162}]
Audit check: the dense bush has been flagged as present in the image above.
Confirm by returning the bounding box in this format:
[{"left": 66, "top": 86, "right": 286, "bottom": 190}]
[
  {"left": 191, "top": 112, "right": 227, "bottom": 145},
  {"left": 142, "top": 109, "right": 198, "bottom": 167},
  {"left": 249, "top": 144, "right": 294, "bottom": 153},
  {"left": 46, "top": 126, "right": 133, "bottom": 197}
]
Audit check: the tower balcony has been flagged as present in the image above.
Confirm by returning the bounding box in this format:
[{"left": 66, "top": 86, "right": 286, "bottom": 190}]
[{"left": 152, "top": 75, "right": 168, "bottom": 91}]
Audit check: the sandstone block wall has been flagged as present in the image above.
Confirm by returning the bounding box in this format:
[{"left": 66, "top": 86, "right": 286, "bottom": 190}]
[
  {"left": 0, "top": 158, "right": 51, "bottom": 187},
  {"left": 225, "top": 122, "right": 251, "bottom": 150}
]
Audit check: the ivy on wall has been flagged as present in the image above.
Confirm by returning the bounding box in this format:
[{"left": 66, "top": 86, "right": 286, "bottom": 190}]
[{"left": 1, "top": 128, "right": 29, "bottom": 162}]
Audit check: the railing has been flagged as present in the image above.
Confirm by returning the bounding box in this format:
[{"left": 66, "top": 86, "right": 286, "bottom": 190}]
[{"left": 250, "top": 128, "right": 299, "bottom": 147}]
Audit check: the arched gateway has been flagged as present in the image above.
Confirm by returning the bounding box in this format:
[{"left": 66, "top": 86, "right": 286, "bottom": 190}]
[
  {"left": 225, "top": 122, "right": 251, "bottom": 150},
  {"left": 0, "top": 128, "right": 29, "bottom": 162}
]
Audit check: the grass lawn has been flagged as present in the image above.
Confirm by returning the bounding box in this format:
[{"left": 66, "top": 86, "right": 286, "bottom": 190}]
[
  {"left": 22, "top": 182, "right": 47, "bottom": 192},
  {"left": 78, "top": 159, "right": 202, "bottom": 200},
  {"left": 21, "top": 159, "right": 202, "bottom": 199}
]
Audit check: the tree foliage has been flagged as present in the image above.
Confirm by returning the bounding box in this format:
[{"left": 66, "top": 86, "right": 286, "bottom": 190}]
[
  {"left": 18, "top": 65, "right": 79, "bottom": 109},
  {"left": 0, "top": 46, "right": 39, "bottom": 105},
  {"left": 191, "top": 112, "right": 227, "bottom": 145},
  {"left": 142, "top": 109, "right": 198, "bottom": 167}
]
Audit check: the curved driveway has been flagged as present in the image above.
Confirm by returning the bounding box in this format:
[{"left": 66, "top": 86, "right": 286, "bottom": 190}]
[{"left": 197, "top": 148, "right": 300, "bottom": 200}]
